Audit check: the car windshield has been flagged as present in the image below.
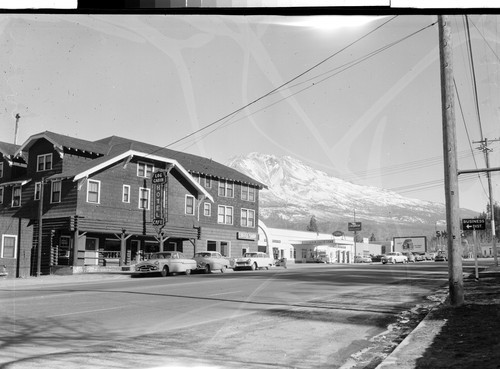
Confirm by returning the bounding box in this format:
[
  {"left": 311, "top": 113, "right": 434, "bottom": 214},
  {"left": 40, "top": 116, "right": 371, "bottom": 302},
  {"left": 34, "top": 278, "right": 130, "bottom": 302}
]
[
  {"left": 245, "top": 253, "right": 258, "bottom": 257},
  {"left": 195, "top": 253, "right": 212, "bottom": 257},
  {"left": 150, "top": 253, "right": 171, "bottom": 259}
]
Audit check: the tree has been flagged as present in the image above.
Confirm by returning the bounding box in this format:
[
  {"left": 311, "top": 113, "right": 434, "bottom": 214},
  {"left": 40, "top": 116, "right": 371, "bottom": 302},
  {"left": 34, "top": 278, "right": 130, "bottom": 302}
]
[
  {"left": 307, "top": 215, "right": 319, "bottom": 233},
  {"left": 369, "top": 233, "right": 376, "bottom": 242}
]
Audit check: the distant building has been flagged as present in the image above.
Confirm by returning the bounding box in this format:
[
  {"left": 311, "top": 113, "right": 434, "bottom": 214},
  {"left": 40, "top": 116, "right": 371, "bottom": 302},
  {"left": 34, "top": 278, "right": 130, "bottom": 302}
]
[
  {"left": 0, "top": 131, "right": 266, "bottom": 277},
  {"left": 258, "top": 221, "right": 383, "bottom": 263}
]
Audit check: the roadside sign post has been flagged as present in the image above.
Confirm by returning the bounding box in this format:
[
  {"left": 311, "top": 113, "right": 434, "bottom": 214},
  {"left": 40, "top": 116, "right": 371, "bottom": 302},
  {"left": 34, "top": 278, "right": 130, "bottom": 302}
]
[
  {"left": 462, "top": 218, "right": 486, "bottom": 280},
  {"left": 348, "top": 222, "right": 362, "bottom": 257}
]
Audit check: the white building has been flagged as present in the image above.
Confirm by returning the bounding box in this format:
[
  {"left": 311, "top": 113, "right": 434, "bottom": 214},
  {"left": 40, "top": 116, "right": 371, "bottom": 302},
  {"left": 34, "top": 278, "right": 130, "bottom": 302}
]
[{"left": 258, "top": 220, "right": 383, "bottom": 264}]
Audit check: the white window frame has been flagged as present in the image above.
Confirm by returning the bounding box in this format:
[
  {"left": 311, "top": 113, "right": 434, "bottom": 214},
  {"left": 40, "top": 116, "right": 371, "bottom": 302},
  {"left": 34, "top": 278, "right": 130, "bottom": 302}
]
[
  {"left": 34, "top": 182, "right": 41, "bottom": 200},
  {"left": 122, "top": 185, "right": 130, "bottom": 203},
  {"left": 205, "top": 177, "right": 212, "bottom": 188},
  {"left": 241, "top": 208, "right": 255, "bottom": 228},
  {"left": 218, "top": 205, "right": 233, "bottom": 225},
  {"left": 1, "top": 234, "right": 17, "bottom": 259},
  {"left": 185, "top": 195, "right": 195, "bottom": 215},
  {"left": 51, "top": 180, "right": 62, "bottom": 203},
  {"left": 218, "top": 180, "right": 234, "bottom": 198},
  {"left": 241, "top": 185, "right": 256, "bottom": 202},
  {"left": 0, "top": 186, "right": 4, "bottom": 204},
  {"left": 139, "top": 187, "right": 150, "bottom": 210},
  {"left": 37, "top": 153, "right": 53, "bottom": 172},
  {"left": 86, "top": 179, "right": 100, "bottom": 204},
  {"left": 203, "top": 202, "right": 211, "bottom": 217},
  {"left": 0, "top": 162, "right": 3, "bottom": 178},
  {"left": 11, "top": 185, "right": 21, "bottom": 207},
  {"left": 137, "top": 162, "right": 154, "bottom": 178}
]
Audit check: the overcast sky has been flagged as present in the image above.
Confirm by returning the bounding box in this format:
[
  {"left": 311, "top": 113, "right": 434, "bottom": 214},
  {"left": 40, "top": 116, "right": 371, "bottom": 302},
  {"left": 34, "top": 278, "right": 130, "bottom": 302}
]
[{"left": 1, "top": 13, "right": 499, "bottom": 213}]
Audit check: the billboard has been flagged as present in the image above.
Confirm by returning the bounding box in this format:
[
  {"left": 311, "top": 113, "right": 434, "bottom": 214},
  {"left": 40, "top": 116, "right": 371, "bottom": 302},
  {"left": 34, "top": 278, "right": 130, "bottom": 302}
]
[{"left": 393, "top": 236, "right": 427, "bottom": 253}]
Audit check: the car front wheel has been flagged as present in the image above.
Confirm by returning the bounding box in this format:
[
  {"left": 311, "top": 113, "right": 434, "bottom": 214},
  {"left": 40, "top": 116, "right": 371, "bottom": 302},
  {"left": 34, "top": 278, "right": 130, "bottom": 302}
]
[
  {"left": 205, "top": 264, "right": 211, "bottom": 274},
  {"left": 250, "top": 263, "right": 257, "bottom": 271},
  {"left": 220, "top": 265, "right": 225, "bottom": 273},
  {"left": 185, "top": 269, "right": 191, "bottom": 276},
  {"left": 161, "top": 266, "right": 169, "bottom": 277}
]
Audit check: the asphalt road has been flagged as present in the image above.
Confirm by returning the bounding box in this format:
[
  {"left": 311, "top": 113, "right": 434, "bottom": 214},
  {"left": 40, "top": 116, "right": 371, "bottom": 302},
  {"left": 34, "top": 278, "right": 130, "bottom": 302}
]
[{"left": 0, "top": 262, "right": 451, "bottom": 369}]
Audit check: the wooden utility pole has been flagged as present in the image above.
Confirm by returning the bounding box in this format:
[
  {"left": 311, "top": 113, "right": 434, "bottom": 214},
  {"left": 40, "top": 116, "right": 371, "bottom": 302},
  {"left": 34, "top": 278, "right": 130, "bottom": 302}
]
[{"left": 438, "top": 15, "right": 464, "bottom": 306}]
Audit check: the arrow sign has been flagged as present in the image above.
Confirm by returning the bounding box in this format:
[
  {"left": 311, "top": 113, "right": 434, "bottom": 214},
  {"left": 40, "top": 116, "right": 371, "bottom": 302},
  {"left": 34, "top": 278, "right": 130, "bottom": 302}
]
[{"left": 462, "top": 218, "right": 486, "bottom": 231}]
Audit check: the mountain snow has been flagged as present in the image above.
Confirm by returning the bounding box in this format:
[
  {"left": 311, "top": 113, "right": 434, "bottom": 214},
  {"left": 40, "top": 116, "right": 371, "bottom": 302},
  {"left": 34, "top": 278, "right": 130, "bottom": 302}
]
[{"left": 226, "top": 152, "right": 457, "bottom": 229}]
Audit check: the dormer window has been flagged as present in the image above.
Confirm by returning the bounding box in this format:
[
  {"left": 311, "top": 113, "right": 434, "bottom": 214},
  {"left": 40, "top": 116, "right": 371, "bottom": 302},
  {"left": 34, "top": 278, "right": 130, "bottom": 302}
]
[
  {"left": 37, "top": 154, "right": 52, "bottom": 172},
  {"left": 137, "top": 162, "right": 154, "bottom": 178}
]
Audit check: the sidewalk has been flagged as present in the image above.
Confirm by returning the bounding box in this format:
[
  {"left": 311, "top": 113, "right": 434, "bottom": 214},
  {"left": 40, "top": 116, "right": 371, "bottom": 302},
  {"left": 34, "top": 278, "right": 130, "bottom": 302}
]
[{"left": 377, "top": 263, "right": 500, "bottom": 369}]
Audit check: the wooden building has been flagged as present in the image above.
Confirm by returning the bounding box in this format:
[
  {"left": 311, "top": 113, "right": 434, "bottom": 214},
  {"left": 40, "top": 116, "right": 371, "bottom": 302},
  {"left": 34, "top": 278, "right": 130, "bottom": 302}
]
[{"left": 0, "top": 131, "right": 266, "bottom": 276}]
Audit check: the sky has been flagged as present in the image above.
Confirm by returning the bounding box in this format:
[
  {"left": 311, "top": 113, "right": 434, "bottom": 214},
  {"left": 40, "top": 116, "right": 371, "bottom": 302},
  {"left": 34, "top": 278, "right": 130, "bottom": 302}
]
[{"left": 1, "top": 12, "right": 499, "bottom": 213}]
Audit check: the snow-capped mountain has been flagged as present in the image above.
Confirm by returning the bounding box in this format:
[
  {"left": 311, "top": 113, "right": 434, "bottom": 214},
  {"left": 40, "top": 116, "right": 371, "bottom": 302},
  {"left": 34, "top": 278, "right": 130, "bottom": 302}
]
[{"left": 227, "top": 153, "right": 478, "bottom": 238}]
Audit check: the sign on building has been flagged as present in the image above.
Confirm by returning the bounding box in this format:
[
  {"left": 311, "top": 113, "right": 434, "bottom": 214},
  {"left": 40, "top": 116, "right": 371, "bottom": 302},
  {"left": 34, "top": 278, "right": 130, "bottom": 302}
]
[
  {"left": 393, "top": 236, "right": 427, "bottom": 253},
  {"left": 152, "top": 171, "right": 168, "bottom": 229}
]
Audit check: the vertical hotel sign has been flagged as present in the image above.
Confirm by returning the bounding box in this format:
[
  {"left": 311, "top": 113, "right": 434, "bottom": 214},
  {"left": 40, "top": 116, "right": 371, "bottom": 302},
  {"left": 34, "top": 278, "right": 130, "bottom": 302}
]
[{"left": 152, "top": 171, "right": 168, "bottom": 228}]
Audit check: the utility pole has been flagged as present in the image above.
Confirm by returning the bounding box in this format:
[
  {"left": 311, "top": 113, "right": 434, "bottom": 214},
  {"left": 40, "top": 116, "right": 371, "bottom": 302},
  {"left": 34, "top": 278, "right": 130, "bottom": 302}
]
[
  {"left": 37, "top": 179, "right": 44, "bottom": 277},
  {"left": 473, "top": 137, "right": 499, "bottom": 266},
  {"left": 438, "top": 15, "right": 464, "bottom": 306},
  {"left": 14, "top": 113, "right": 20, "bottom": 145}
]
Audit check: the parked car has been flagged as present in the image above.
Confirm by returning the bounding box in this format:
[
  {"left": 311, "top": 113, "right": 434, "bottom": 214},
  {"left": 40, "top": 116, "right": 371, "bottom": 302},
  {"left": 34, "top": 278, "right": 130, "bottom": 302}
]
[
  {"left": 435, "top": 253, "right": 448, "bottom": 262},
  {"left": 413, "top": 253, "right": 425, "bottom": 262},
  {"left": 402, "top": 252, "right": 416, "bottom": 262},
  {"left": 193, "top": 251, "right": 233, "bottom": 273},
  {"left": 354, "top": 255, "right": 372, "bottom": 263},
  {"left": 381, "top": 252, "right": 408, "bottom": 264},
  {"left": 234, "top": 252, "right": 274, "bottom": 271},
  {"left": 134, "top": 251, "right": 196, "bottom": 277},
  {"left": 423, "top": 253, "right": 434, "bottom": 260},
  {"left": 371, "top": 254, "right": 384, "bottom": 262}
]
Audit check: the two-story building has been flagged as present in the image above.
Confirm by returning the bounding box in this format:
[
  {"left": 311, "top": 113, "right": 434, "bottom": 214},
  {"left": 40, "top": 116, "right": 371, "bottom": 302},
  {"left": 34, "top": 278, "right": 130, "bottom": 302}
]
[{"left": 0, "top": 131, "right": 266, "bottom": 277}]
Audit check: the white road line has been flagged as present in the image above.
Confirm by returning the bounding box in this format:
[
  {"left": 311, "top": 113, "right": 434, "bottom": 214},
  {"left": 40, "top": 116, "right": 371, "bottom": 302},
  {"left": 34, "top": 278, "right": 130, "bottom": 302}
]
[
  {"left": 209, "top": 291, "right": 242, "bottom": 296},
  {"left": 47, "top": 306, "right": 125, "bottom": 318}
]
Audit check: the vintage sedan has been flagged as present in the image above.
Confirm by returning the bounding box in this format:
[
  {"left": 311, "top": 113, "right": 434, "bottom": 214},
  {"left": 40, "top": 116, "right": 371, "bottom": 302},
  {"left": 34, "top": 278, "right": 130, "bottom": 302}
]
[
  {"left": 381, "top": 252, "right": 408, "bottom": 264},
  {"left": 134, "top": 251, "right": 196, "bottom": 277},
  {"left": 193, "top": 251, "right": 233, "bottom": 273},
  {"left": 234, "top": 252, "right": 274, "bottom": 271},
  {"left": 354, "top": 255, "right": 372, "bottom": 263}
]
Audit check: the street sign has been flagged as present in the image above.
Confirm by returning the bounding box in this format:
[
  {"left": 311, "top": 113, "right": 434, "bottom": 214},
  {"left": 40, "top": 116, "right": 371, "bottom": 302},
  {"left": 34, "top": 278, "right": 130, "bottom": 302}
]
[
  {"left": 462, "top": 218, "right": 486, "bottom": 231},
  {"left": 348, "top": 222, "right": 362, "bottom": 232}
]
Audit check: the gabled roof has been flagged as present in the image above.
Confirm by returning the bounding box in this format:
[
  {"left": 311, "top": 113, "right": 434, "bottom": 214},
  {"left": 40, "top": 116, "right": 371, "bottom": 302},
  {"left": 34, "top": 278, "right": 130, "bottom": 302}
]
[
  {"left": 95, "top": 135, "right": 267, "bottom": 189},
  {"left": 0, "top": 141, "right": 20, "bottom": 157},
  {"left": 16, "top": 131, "right": 107, "bottom": 156}
]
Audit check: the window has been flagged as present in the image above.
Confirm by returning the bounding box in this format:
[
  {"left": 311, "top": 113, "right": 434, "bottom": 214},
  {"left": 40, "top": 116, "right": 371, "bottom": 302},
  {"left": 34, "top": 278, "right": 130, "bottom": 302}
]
[
  {"left": 205, "top": 177, "right": 212, "bottom": 188},
  {"left": 220, "top": 241, "right": 229, "bottom": 257},
  {"left": 51, "top": 180, "right": 62, "bottom": 203},
  {"left": 12, "top": 185, "right": 21, "bottom": 207},
  {"left": 185, "top": 195, "right": 195, "bottom": 215},
  {"left": 1, "top": 235, "right": 17, "bottom": 258},
  {"left": 241, "top": 185, "right": 256, "bottom": 202},
  {"left": 218, "top": 205, "right": 233, "bottom": 225},
  {"left": 0, "top": 162, "right": 3, "bottom": 178},
  {"left": 203, "top": 202, "right": 211, "bottom": 217},
  {"left": 122, "top": 185, "right": 130, "bottom": 203},
  {"left": 0, "top": 187, "right": 3, "bottom": 204},
  {"left": 207, "top": 240, "right": 217, "bottom": 251},
  {"left": 218, "top": 180, "right": 234, "bottom": 198},
  {"left": 137, "top": 162, "right": 154, "bottom": 178},
  {"left": 87, "top": 180, "right": 100, "bottom": 204},
  {"left": 139, "top": 187, "right": 150, "bottom": 210},
  {"left": 241, "top": 208, "right": 255, "bottom": 228},
  {"left": 37, "top": 153, "right": 52, "bottom": 172},
  {"left": 34, "top": 182, "right": 41, "bottom": 200}
]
